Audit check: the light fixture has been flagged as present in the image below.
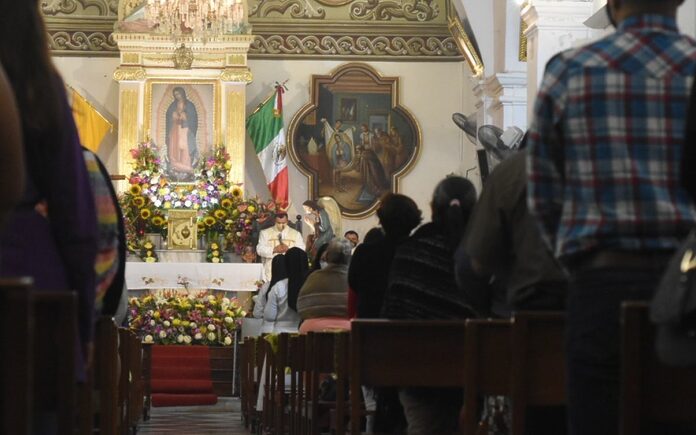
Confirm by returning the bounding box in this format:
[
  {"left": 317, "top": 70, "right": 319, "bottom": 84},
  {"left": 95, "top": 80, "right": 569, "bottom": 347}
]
[{"left": 146, "top": 0, "right": 245, "bottom": 40}]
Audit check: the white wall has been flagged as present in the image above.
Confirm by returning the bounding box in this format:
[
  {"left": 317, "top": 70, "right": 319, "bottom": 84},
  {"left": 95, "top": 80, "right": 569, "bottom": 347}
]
[{"left": 52, "top": 56, "right": 478, "bottom": 239}]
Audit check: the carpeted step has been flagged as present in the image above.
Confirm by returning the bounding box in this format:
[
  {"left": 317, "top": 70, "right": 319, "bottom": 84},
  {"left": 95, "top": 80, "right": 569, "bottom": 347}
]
[
  {"left": 151, "top": 393, "right": 218, "bottom": 407},
  {"left": 151, "top": 379, "right": 213, "bottom": 394},
  {"left": 151, "top": 355, "right": 210, "bottom": 367},
  {"left": 152, "top": 345, "right": 212, "bottom": 357},
  {"left": 151, "top": 365, "right": 211, "bottom": 380}
]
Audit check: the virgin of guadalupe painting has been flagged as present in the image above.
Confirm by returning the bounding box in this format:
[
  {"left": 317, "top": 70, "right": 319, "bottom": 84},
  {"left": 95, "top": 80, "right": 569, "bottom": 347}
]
[
  {"left": 148, "top": 82, "right": 216, "bottom": 182},
  {"left": 287, "top": 63, "right": 421, "bottom": 218}
]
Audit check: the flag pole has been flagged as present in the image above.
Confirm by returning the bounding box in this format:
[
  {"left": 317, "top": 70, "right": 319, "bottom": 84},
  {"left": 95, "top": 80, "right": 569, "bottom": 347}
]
[{"left": 248, "top": 79, "right": 289, "bottom": 117}]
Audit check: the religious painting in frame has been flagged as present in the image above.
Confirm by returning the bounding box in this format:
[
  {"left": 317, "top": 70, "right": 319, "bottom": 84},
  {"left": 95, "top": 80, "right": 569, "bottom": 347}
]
[
  {"left": 287, "top": 63, "right": 421, "bottom": 218},
  {"left": 144, "top": 80, "right": 220, "bottom": 183}
]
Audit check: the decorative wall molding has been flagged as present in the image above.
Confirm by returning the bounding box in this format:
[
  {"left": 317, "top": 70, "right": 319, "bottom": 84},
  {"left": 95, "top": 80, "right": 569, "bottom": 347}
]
[
  {"left": 250, "top": 33, "right": 460, "bottom": 59},
  {"left": 46, "top": 0, "right": 480, "bottom": 60},
  {"left": 219, "top": 68, "right": 254, "bottom": 82}
]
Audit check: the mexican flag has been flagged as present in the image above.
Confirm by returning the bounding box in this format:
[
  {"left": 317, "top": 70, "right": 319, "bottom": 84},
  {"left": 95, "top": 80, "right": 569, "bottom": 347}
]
[{"left": 246, "top": 85, "right": 288, "bottom": 207}]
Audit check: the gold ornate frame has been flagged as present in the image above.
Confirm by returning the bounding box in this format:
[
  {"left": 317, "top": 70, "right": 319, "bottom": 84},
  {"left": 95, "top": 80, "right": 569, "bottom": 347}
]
[
  {"left": 287, "top": 62, "right": 422, "bottom": 219},
  {"left": 143, "top": 79, "right": 222, "bottom": 147}
]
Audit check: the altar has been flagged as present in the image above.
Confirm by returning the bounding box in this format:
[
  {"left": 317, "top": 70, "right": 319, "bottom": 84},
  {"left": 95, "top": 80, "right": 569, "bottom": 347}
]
[{"left": 126, "top": 261, "right": 262, "bottom": 293}]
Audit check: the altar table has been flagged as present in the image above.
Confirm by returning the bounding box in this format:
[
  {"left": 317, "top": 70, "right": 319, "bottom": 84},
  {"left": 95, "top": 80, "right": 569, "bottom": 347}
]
[{"left": 126, "top": 262, "right": 263, "bottom": 292}]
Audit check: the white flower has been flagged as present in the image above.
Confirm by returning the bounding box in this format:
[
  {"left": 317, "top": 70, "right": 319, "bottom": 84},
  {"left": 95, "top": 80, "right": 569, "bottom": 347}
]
[
  {"left": 163, "top": 320, "right": 171, "bottom": 327},
  {"left": 150, "top": 320, "right": 156, "bottom": 326},
  {"left": 202, "top": 201, "right": 208, "bottom": 208},
  {"left": 224, "top": 316, "right": 234, "bottom": 324},
  {"left": 147, "top": 310, "right": 153, "bottom": 315},
  {"left": 185, "top": 200, "right": 192, "bottom": 207},
  {"left": 212, "top": 257, "right": 220, "bottom": 263},
  {"left": 159, "top": 331, "right": 167, "bottom": 338},
  {"left": 224, "top": 336, "right": 232, "bottom": 346},
  {"left": 195, "top": 333, "right": 203, "bottom": 340},
  {"left": 211, "top": 198, "right": 219, "bottom": 205},
  {"left": 188, "top": 294, "right": 195, "bottom": 300},
  {"left": 177, "top": 335, "right": 184, "bottom": 343},
  {"left": 184, "top": 335, "right": 192, "bottom": 344},
  {"left": 207, "top": 184, "right": 214, "bottom": 191},
  {"left": 163, "top": 187, "right": 171, "bottom": 195},
  {"left": 189, "top": 322, "right": 197, "bottom": 329},
  {"left": 207, "top": 324, "right": 216, "bottom": 331},
  {"left": 154, "top": 199, "right": 162, "bottom": 207},
  {"left": 207, "top": 332, "right": 216, "bottom": 341},
  {"left": 174, "top": 200, "right": 182, "bottom": 207},
  {"left": 207, "top": 309, "right": 214, "bottom": 316},
  {"left": 144, "top": 335, "right": 153, "bottom": 343},
  {"left": 150, "top": 195, "right": 157, "bottom": 202}
]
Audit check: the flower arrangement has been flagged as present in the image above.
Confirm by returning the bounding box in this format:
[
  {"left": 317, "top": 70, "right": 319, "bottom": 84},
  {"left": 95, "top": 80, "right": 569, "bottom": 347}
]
[
  {"left": 206, "top": 241, "right": 224, "bottom": 263},
  {"left": 128, "top": 291, "right": 246, "bottom": 345},
  {"left": 139, "top": 239, "right": 159, "bottom": 263},
  {"left": 120, "top": 141, "right": 281, "bottom": 256}
]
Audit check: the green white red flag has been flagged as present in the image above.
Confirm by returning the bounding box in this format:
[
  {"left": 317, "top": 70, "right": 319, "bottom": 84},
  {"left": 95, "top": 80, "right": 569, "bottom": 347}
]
[{"left": 246, "top": 84, "right": 288, "bottom": 207}]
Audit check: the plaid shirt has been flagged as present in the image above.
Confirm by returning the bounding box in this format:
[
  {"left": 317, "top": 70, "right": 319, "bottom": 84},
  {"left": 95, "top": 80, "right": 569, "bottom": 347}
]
[{"left": 527, "top": 14, "right": 696, "bottom": 260}]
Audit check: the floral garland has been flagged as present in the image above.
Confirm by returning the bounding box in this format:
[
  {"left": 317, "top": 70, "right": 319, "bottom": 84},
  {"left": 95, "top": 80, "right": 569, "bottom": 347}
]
[
  {"left": 120, "top": 141, "right": 278, "bottom": 259},
  {"left": 128, "top": 291, "right": 245, "bottom": 346}
]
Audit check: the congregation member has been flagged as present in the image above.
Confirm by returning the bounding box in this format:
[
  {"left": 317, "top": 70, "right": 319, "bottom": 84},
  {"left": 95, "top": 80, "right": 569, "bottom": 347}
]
[
  {"left": 347, "top": 227, "right": 384, "bottom": 319},
  {"left": 344, "top": 230, "right": 359, "bottom": 248},
  {"left": 460, "top": 135, "right": 567, "bottom": 317},
  {"left": 297, "top": 237, "right": 353, "bottom": 333},
  {"left": 682, "top": 77, "right": 696, "bottom": 201},
  {"left": 527, "top": 0, "right": 696, "bottom": 433},
  {"left": 348, "top": 194, "right": 422, "bottom": 319},
  {"left": 256, "top": 211, "right": 305, "bottom": 280},
  {"left": 381, "top": 176, "right": 483, "bottom": 435},
  {"left": 252, "top": 254, "right": 287, "bottom": 327},
  {"left": 0, "top": 0, "right": 98, "bottom": 387},
  {"left": 310, "top": 242, "right": 329, "bottom": 272},
  {"left": 260, "top": 248, "right": 307, "bottom": 334},
  {"left": 0, "top": 63, "right": 23, "bottom": 229}
]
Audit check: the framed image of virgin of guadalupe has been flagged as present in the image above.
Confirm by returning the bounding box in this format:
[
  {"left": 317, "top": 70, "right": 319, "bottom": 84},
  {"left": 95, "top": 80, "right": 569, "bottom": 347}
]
[
  {"left": 144, "top": 81, "right": 220, "bottom": 183},
  {"left": 287, "top": 63, "right": 421, "bottom": 218}
]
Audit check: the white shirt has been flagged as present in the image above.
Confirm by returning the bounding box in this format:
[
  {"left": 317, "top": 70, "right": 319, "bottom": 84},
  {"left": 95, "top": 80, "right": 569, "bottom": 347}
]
[
  {"left": 260, "top": 279, "right": 300, "bottom": 334},
  {"left": 256, "top": 225, "right": 305, "bottom": 280}
]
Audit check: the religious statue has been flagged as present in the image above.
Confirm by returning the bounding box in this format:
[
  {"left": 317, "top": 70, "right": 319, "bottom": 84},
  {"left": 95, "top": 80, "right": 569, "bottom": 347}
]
[{"left": 302, "top": 199, "right": 335, "bottom": 257}]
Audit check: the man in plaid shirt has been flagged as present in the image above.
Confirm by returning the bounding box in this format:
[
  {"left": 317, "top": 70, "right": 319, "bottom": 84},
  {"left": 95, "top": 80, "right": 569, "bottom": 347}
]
[{"left": 527, "top": 0, "right": 696, "bottom": 433}]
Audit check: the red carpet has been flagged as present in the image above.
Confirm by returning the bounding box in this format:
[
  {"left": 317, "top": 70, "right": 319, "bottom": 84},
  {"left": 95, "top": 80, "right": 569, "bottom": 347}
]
[{"left": 151, "top": 345, "right": 218, "bottom": 407}]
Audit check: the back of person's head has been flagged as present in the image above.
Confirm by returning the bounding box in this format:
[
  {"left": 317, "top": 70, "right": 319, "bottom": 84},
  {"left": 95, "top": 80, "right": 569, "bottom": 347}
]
[
  {"left": 311, "top": 243, "right": 329, "bottom": 271},
  {"left": 324, "top": 237, "right": 352, "bottom": 266},
  {"left": 376, "top": 193, "right": 422, "bottom": 238},
  {"left": 0, "top": 1, "right": 60, "bottom": 132},
  {"left": 268, "top": 254, "right": 288, "bottom": 289},
  {"left": 363, "top": 227, "right": 385, "bottom": 244},
  {"left": 285, "top": 247, "right": 309, "bottom": 310},
  {"left": 431, "top": 176, "right": 477, "bottom": 246}
]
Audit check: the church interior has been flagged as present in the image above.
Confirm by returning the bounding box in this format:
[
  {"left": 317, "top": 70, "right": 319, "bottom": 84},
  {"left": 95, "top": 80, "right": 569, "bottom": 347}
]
[{"left": 3, "top": 0, "right": 696, "bottom": 433}]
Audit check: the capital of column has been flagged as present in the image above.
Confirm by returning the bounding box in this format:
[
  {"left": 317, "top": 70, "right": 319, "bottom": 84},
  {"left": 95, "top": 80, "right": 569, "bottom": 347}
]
[{"left": 522, "top": 0, "right": 595, "bottom": 36}]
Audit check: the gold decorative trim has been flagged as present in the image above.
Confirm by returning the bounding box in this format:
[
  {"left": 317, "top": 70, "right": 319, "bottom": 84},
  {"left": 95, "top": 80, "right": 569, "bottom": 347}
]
[
  {"left": 142, "top": 54, "right": 174, "bottom": 65},
  {"left": 173, "top": 44, "right": 194, "bottom": 69},
  {"left": 519, "top": 18, "right": 528, "bottom": 62},
  {"left": 122, "top": 52, "right": 140, "bottom": 64},
  {"left": 448, "top": 16, "right": 483, "bottom": 76},
  {"left": 48, "top": 31, "right": 118, "bottom": 54},
  {"left": 249, "top": 0, "right": 326, "bottom": 19},
  {"left": 227, "top": 54, "right": 246, "bottom": 65},
  {"left": 250, "top": 34, "right": 460, "bottom": 58},
  {"left": 118, "top": 89, "right": 139, "bottom": 177},
  {"left": 349, "top": 0, "right": 440, "bottom": 22},
  {"left": 226, "top": 90, "right": 246, "bottom": 187},
  {"left": 42, "top": 0, "right": 117, "bottom": 16},
  {"left": 220, "top": 68, "right": 254, "bottom": 83},
  {"left": 113, "top": 67, "right": 146, "bottom": 81}
]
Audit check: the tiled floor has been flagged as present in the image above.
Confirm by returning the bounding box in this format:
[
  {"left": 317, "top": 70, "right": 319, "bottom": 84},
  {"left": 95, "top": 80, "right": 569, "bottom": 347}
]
[{"left": 138, "top": 398, "right": 248, "bottom": 434}]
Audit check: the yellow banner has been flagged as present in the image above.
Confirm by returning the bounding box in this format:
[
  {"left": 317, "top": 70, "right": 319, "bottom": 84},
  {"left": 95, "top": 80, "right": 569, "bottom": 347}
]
[{"left": 71, "top": 89, "right": 113, "bottom": 152}]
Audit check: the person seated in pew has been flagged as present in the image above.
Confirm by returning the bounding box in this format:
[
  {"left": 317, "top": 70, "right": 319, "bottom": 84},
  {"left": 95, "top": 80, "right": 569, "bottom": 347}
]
[
  {"left": 0, "top": 63, "right": 23, "bottom": 230},
  {"left": 260, "top": 248, "right": 308, "bottom": 334},
  {"left": 252, "top": 254, "right": 287, "bottom": 328},
  {"left": 297, "top": 237, "right": 353, "bottom": 333},
  {"left": 381, "top": 176, "right": 485, "bottom": 435}
]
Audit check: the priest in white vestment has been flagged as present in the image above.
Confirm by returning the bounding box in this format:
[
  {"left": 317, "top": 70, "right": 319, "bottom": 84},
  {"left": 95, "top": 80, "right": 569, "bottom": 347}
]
[{"left": 256, "top": 212, "right": 305, "bottom": 281}]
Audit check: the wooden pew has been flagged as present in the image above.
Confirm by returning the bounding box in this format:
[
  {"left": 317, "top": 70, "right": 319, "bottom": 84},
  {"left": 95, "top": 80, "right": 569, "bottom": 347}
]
[
  {"left": 0, "top": 277, "right": 33, "bottom": 435},
  {"left": 33, "top": 291, "right": 77, "bottom": 435},
  {"left": 141, "top": 342, "right": 153, "bottom": 421},
  {"left": 118, "top": 327, "right": 132, "bottom": 432},
  {"left": 461, "top": 312, "right": 566, "bottom": 435},
  {"left": 349, "top": 320, "right": 468, "bottom": 435},
  {"left": 126, "top": 330, "right": 144, "bottom": 433},
  {"left": 620, "top": 302, "right": 696, "bottom": 434},
  {"left": 287, "top": 334, "right": 306, "bottom": 435},
  {"left": 239, "top": 336, "right": 253, "bottom": 428},
  {"left": 94, "top": 316, "right": 119, "bottom": 435}
]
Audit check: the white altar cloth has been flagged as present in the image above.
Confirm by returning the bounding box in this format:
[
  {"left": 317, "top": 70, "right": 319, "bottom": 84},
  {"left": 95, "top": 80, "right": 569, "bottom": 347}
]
[{"left": 126, "top": 262, "right": 263, "bottom": 291}]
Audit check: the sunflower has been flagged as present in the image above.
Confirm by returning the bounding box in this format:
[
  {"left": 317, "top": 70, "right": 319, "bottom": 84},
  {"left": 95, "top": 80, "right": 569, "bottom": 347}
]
[
  {"left": 129, "top": 184, "right": 142, "bottom": 195},
  {"left": 214, "top": 209, "right": 227, "bottom": 220},
  {"left": 204, "top": 216, "right": 216, "bottom": 227},
  {"left": 140, "top": 208, "right": 152, "bottom": 220},
  {"left": 151, "top": 215, "right": 165, "bottom": 227},
  {"left": 231, "top": 186, "right": 243, "bottom": 199},
  {"left": 133, "top": 196, "right": 146, "bottom": 208},
  {"left": 221, "top": 198, "right": 233, "bottom": 209},
  {"left": 197, "top": 221, "right": 206, "bottom": 232}
]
